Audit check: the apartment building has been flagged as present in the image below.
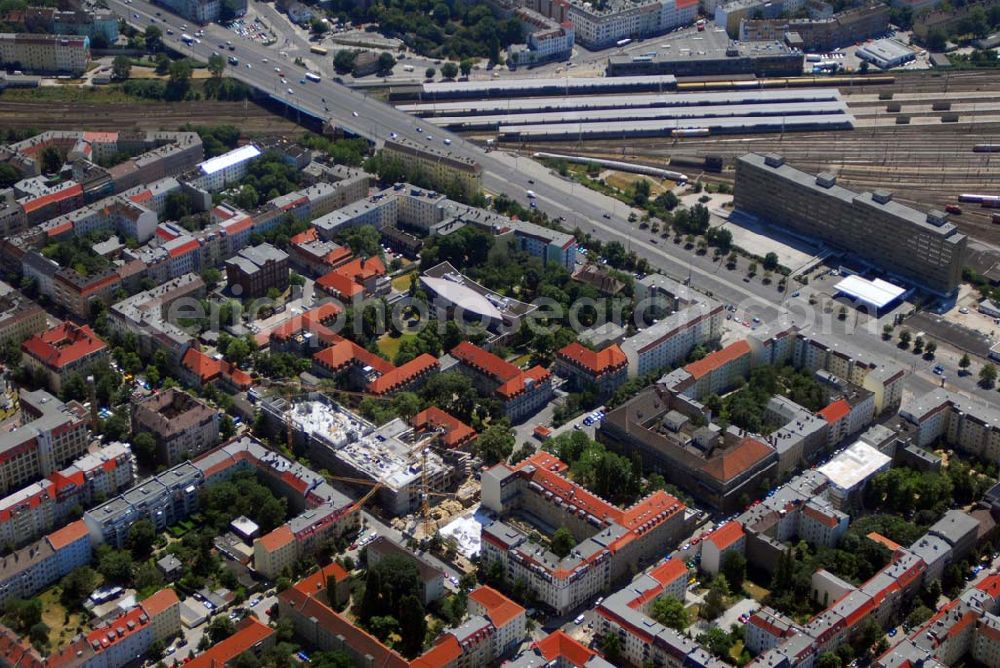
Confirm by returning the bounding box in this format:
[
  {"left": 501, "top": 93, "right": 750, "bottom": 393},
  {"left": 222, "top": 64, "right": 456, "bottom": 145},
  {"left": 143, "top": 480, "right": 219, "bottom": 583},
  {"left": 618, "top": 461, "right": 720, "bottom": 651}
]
[
  {"left": 0, "top": 288, "right": 46, "bottom": 347},
  {"left": 0, "top": 389, "right": 90, "bottom": 496},
  {"left": 507, "top": 8, "right": 574, "bottom": 69},
  {"left": 366, "top": 536, "right": 446, "bottom": 606},
  {"left": 381, "top": 137, "right": 482, "bottom": 198},
  {"left": 451, "top": 342, "right": 554, "bottom": 422},
  {"left": 555, "top": 342, "right": 628, "bottom": 397},
  {"left": 715, "top": 0, "right": 807, "bottom": 36},
  {"left": 595, "top": 561, "right": 726, "bottom": 668},
  {"left": 107, "top": 273, "right": 205, "bottom": 357},
  {"left": 225, "top": 243, "right": 289, "bottom": 299},
  {"left": 531, "top": 0, "right": 697, "bottom": 49},
  {"left": 900, "top": 389, "right": 1000, "bottom": 459},
  {"left": 467, "top": 585, "right": 527, "bottom": 659},
  {"left": 21, "top": 321, "right": 108, "bottom": 393},
  {"left": 622, "top": 277, "right": 724, "bottom": 378},
  {"left": 132, "top": 389, "right": 220, "bottom": 466},
  {"left": 0, "top": 33, "right": 89, "bottom": 75},
  {"left": 188, "top": 144, "right": 260, "bottom": 192},
  {"left": 0, "top": 442, "right": 134, "bottom": 549},
  {"left": 734, "top": 153, "right": 967, "bottom": 295},
  {"left": 0, "top": 519, "right": 91, "bottom": 607},
  {"left": 739, "top": 4, "right": 890, "bottom": 51},
  {"left": 481, "top": 451, "right": 691, "bottom": 615}
]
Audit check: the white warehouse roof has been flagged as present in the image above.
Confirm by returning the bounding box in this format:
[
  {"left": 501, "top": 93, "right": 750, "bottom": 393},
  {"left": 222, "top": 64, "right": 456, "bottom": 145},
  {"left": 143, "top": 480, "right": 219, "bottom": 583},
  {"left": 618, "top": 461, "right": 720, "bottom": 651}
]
[
  {"left": 198, "top": 144, "right": 261, "bottom": 175},
  {"left": 834, "top": 275, "right": 906, "bottom": 309},
  {"left": 420, "top": 275, "right": 502, "bottom": 321},
  {"left": 818, "top": 441, "right": 891, "bottom": 492}
]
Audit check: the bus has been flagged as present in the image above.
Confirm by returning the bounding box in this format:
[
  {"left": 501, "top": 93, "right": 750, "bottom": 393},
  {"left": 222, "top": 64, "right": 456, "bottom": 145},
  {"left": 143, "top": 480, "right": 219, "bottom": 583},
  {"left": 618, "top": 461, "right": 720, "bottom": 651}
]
[
  {"left": 616, "top": 38, "right": 632, "bottom": 47},
  {"left": 309, "top": 46, "right": 328, "bottom": 56},
  {"left": 180, "top": 33, "right": 194, "bottom": 44},
  {"left": 304, "top": 71, "right": 321, "bottom": 82}
]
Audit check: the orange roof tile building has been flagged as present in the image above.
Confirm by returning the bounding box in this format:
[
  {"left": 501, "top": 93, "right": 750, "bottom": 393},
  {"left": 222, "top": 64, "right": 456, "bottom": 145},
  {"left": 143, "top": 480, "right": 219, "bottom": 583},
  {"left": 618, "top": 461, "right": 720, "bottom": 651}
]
[
  {"left": 480, "top": 451, "right": 691, "bottom": 615},
  {"left": 410, "top": 407, "right": 476, "bottom": 450},
  {"left": 555, "top": 342, "right": 628, "bottom": 397},
  {"left": 451, "top": 342, "right": 554, "bottom": 422},
  {"left": 21, "top": 321, "right": 108, "bottom": 393}
]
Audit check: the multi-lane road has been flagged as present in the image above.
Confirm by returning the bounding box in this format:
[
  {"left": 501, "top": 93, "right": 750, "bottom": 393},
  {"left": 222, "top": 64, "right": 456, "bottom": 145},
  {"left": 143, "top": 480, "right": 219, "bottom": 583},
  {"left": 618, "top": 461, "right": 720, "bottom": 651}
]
[{"left": 108, "top": 0, "right": 1000, "bottom": 404}]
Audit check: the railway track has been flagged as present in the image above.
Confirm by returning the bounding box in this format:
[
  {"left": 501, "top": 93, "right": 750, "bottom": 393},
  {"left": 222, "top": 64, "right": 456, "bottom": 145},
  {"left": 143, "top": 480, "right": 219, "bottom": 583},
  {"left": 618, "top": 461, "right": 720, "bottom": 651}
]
[{"left": 0, "top": 100, "right": 301, "bottom": 133}]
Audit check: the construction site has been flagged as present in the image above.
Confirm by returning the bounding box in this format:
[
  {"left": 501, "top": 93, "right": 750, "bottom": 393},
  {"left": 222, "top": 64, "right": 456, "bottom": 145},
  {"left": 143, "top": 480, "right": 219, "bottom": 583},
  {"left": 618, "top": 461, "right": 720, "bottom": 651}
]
[{"left": 261, "top": 392, "right": 478, "bottom": 539}]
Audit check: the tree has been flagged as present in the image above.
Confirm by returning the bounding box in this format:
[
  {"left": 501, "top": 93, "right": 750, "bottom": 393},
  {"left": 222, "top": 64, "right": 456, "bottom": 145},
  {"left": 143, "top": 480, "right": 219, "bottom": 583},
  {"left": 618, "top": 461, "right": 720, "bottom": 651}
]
[
  {"left": 60, "top": 567, "right": 98, "bottom": 609},
  {"left": 397, "top": 595, "right": 426, "bottom": 658},
  {"left": 459, "top": 58, "right": 474, "bottom": 77},
  {"left": 477, "top": 422, "right": 515, "bottom": 465},
  {"left": 926, "top": 28, "right": 946, "bottom": 52},
  {"left": 924, "top": 341, "right": 937, "bottom": 358},
  {"left": 167, "top": 59, "right": 193, "bottom": 98},
  {"left": 721, "top": 551, "right": 746, "bottom": 590},
  {"left": 208, "top": 53, "right": 227, "bottom": 78},
  {"left": 651, "top": 595, "right": 689, "bottom": 630},
  {"left": 882, "top": 324, "right": 894, "bottom": 341},
  {"left": 441, "top": 61, "right": 459, "bottom": 79},
  {"left": 550, "top": 527, "right": 576, "bottom": 558},
  {"left": 702, "top": 575, "right": 730, "bottom": 619},
  {"left": 601, "top": 633, "right": 622, "bottom": 664},
  {"left": 334, "top": 50, "right": 357, "bottom": 74},
  {"left": 424, "top": 67, "right": 435, "bottom": 79},
  {"left": 144, "top": 25, "right": 162, "bottom": 52},
  {"left": 39, "top": 146, "right": 63, "bottom": 175},
  {"left": 980, "top": 363, "right": 997, "bottom": 388},
  {"left": 763, "top": 252, "right": 779, "bottom": 271},
  {"left": 207, "top": 615, "right": 236, "bottom": 642},
  {"left": 898, "top": 329, "right": 911, "bottom": 348},
  {"left": 340, "top": 226, "right": 381, "bottom": 257},
  {"left": 377, "top": 52, "right": 395, "bottom": 76},
  {"left": 816, "top": 651, "right": 842, "bottom": 668},
  {"left": 96, "top": 546, "right": 134, "bottom": 584},
  {"left": 133, "top": 432, "right": 157, "bottom": 467},
  {"left": 960, "top": 353, "right": 971, "bottom": 372},
  {"left": 125, "top": 518, "right": 157, "bottom": 559},
  {"left": 0, "top": 163, "right": 20, "bottom": 189},
  {"left": 112, "top": 55, "right": 132, "bottom": 81}
]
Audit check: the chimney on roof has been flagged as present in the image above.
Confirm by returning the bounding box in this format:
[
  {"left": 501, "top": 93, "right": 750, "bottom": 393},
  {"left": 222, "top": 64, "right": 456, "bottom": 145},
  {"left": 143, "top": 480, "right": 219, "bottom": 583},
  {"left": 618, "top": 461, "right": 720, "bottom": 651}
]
[{"left": 872, "top": 190, "right": 893, "bottom": 204}]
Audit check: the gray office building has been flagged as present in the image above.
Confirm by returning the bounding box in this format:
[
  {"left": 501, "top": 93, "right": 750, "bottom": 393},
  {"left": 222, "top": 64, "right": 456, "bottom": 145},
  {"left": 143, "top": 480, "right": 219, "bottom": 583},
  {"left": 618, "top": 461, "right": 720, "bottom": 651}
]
[{"left": 733, "top": 153, "right": 967, "bottom": 295}]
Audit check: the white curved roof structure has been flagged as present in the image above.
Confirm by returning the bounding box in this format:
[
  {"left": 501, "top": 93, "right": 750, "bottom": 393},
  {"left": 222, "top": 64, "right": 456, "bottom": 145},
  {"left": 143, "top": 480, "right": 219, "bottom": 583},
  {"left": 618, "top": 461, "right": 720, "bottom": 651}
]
[{"left": 421, "top": 275, "right": 503, "bottom": 321}]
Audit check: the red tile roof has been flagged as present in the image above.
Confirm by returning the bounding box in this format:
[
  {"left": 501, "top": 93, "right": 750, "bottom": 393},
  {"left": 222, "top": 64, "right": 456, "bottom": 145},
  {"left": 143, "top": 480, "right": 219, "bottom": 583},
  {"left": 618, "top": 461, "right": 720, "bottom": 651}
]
[
  {"left": 977, "top": 573, "right": 1000, "bottom": 598},
  {"left": 450, "top": 342, "right": 521, "bottom": 383},
  {"left": 367, "top": 354, "right": 439, "bottom": 396},
  {"left": 279, "top": 588, "right": 409, "bottom": 668},
  {"left": 128, "top": 190, "right": 153, "bottom": 204},
  {"left": 22, "top": 183, "right": 82, "bottom": 214},
  {"left": 410, "top": 635, "right": 462, "bottom": 668},
  {"left": 702, "top": 437, "right": 772, "bottom": 483},
  {"left": 557, "top": 342, "right": 627, "bottom": 376},
  {"left": 684, "top": 340, "right": 751, "bottom": 380},
  {"left": 86, "top": 607, "right": 150, "bottom": 653},
  {"left": 187, "top": 618, "right": 274, "bottom": 668},
  {"left": 819, "top": 399, "right": 851, "bottom": 424},
  {"left": 647, "top": 558, "right": 688, "bottom": 588},
  {"left": 292, "top": 562, "right": 350, "bottom": 599},
  {"left": 316, "top": 256, "right": 386, "bottom": 300},
  {"left": 706, "top": 522, "right": 745, "bottom": 551},
  {"left": 46, "top": 519, "right": 89, "bottom": 550},
  {"left": 257, "top": 525, "right": 294, "bottom": 552},
  {"left": 411, "top": 407, "right": 476, "bottom": 449},
  {"left": 22, "top": 322, "right": 106, "bottom": 371},
  {"left": 140, "top": 588, "right": 180, "bottom": 618},
  {"left": 533, "top": 630, "right": 598, "bottom": 667},
  {"left": 313, "top": 340, "right": 394, "bottom": 376},
  {"left": 290, "top": 228, "right": 317, "bottom": 245},
  {"left": 802, "top": 503, "right": 840, "bottom": 528},
  {"left": 167, "top": 238, "right": 199, "bottom": 258},
  {"left": 866, "top": 532, "right": 901, "bottom": 552},
  {"left": 181, "top": 348, "right": 251, "bottom": 389},
  {"left": 496, "top": 366, "right": 551, "bottom": 400},
  {"left": 469, "top": 585, "right": 525, "bottom": 629}
]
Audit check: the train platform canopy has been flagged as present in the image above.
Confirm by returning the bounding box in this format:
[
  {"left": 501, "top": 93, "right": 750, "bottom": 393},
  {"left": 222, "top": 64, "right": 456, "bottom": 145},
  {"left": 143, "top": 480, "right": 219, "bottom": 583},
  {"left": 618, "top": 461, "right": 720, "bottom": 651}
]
[{"left": 834, "top": 275, "right": 906, "bottom": 310}]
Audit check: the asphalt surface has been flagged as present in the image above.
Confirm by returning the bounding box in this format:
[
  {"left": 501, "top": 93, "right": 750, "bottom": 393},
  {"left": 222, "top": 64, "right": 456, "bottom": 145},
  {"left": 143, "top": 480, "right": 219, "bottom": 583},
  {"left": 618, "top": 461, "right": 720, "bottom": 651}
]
[{"left": 109, "top": 1, "right": 1000, "bottom": 406}]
